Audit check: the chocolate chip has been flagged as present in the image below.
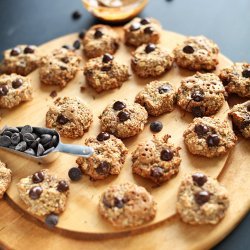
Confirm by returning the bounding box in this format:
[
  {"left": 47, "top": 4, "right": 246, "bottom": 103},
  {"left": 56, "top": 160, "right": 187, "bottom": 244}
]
[
  {"left": 102, "top": 53, "right": 113, "bottom": 63},
  {"left": 23, "top": 133, "right": 35, "bottom": 143},
  {"left": 114, "top": 197, "right": 124, "bottom": 208},
  {"left": 32, "top": 171, "right": 45, "bottom": 183},
  {"left": 101, "top": 65, "right": 112, "bottom": 72},
  {"left": 130, "top": 23, "right": 141, "bottom": 31},
  {"left": 21, "top": 125, "right": 33, "bottom": 135},
  {"left": 194, "top": 190, "right": 210, "bottom": 205},
  {"left": 68, "top": 167, "right": 82, "bottom": 181},
  {"left": 191, "top": 91, "right": 204, "bottom": 102},
  {"left": 79, "top": 31, "right": 86, "bottom": 39},
  {"left": 37, "top": 143, "right": 45, "bottom": 156},
  {"left": 0, "top": 85, "right": 9, "bottom": 96},
  {"left": 43, "top": 147, "right": 55, "bottom": 155},
  {"left": 10, "top": 133, "right": 21, "bottom": 145},
  {"left": 62, "top": 45, "right": 71, "bottom": 50},
  {"left": 15, "top": 141, "right": 27, "bottom": 152},
  {"left": 57, "top": 180, "right": 69, "bottom": 192},
  {"left": 117, "top": 111, "right": 130, "bottom": 122},
  {"left": 51, "top": 135, "right": 58, "bottom": 147},
  {"left": 0, "top": 135, "right": 11, "bottom": 147},
  {"left": 206, "top": 134, "right": 220, "bottom": 147},
  {"left": 192, "top": 173, "right": 207, "bottom": 187},
  {"left": 113, "top": 101, "right": 126, "bottom": 111},
  {"left": 60, "top": 66, "right": 67, "bottom": 70},
  {"left": 241, "top": 117, "right": 250, "bottom": 129},
  {"left": 73, "top": 40, "right": 81, "bottom": 50},
  {"left": 96, "top": 161, "right": 110, "bottom": 175},
  {"left": 160, "top": 149, "right": 174, "bottom": 161},
  {"left": 23, "top": 46, "right": 35, "bottom": 54},
  {"left": 140, "top": 18, "right": 150, "bottom": 25},
  {"left": 12, "top": 78, "right": 23, "bottom": 89},
  {"left": 144, "top": 26, "right": 154, "bottom": 34},
  {"left": 158, "top": 85, "right": 172, "bottom": 94},
  {"left": 242, "top": 69, "right": 250, "bottom": 78},
  {"left": 183, "top": 45, "right": 194, "bottom": 54},
  {"left": 50, "top": 90, "right": 57, "bottom": 98},
  {"left": 30, "top": 139, "right": 39, "bottom": 150},
  {"left": 150, "top": 121, "right": 163, "bottom": 133},
  {"left": 150, "top": 166, "right": 164, "bottom": 178},
  {"left": 10, "top": 47, "right": 20, "bottom": 56},
  {"left": 194, "top": 124, "right": 209, "bottom": 137},
  {"left": 29, "top": 186, "right": 43, "bottom": 200},
  {"left": 61, "top": 57, "right": 69, "bottom": 64},
  {"left": 4, "top": 127, "right": 19, "bottom": 133},
  {"left": 97, "top": 132, "right": 110, "bottom": 141},
  {"left": 94, "top": 29, "right": 103, "bottom": 39},
  {"left": 45, "top": 214, "right": 59, "bottom": 228},
  {"left": 145, "top": 43, "right": 156, "bottom": 53},
  {"left": 191, "top": 106, "right": 204, "bottom": 117},
  {"left": 40, "top": 134, "right": 52, "bottom": 145},
  {"left": 56, "top": 114, "right": 69, "bottom": 125},
  {"left": 2, "top": 130, "right": 12, "bottom": 137},
  {"left": 72, "top": 10, "right": 82, "bottom": 20}
]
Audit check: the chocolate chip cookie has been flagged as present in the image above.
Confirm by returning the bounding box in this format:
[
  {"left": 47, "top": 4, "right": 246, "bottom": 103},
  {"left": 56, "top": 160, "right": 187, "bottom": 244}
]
[
  {"left": 183, "top": 117, "right": 237, "bottom": 158},
  {"left": 124, "top": 17, "right": 161, "bottom": 47},
  {"left": 0, "top": 160, "right": 12, "bottom": 199},
  {"left": 177, "top": 173, "right": 229, "bottom": 225},
  {"left": 99, "top": 100, "right": 148, "bottom": 138},
  {"left": 0, "top": 74, "right": 33, "bottom": 108},
  {"left": 46, "top": 97, "right": 93, "bottom": 138},
  {"left": 82, "top": 24, "right": 120, "bottom": 58},
  {"left": 173, "top": 36, "right": 219, "bottom": 71},
  {"left": 177, "top": 72, "right": 226, "bottom": 117},
  {"left": 76, "top": 132, "right": 128, "bottom": 180},
  {"left": 132, "top": 135, "right": 181, "bottom": 184},
  {"left": 39, "top": 48, "right": 81, "bottom": 87},
  {"left": 0, "top": 45, "right": 40, "bottom": 76},
  {"left": 135, "top": 80, "right": 176, "bottom": 116},
  {"left": 99, "top": 182, "right": 156, "bottom": 228},
  {"left": 17, "top": 169, "right": 69, "bottom": 216},
  {"left": 228, "top": 101, "right": 250, "bottom": 138},
  {"left": 84, "top": 53, "right": 130, "bottom": 93},
  {"left": 131, "top": 43, "right": 174, "bottom": 78},
  {"left": 219, "top": 62, "right": 250, "bottom": 98}
]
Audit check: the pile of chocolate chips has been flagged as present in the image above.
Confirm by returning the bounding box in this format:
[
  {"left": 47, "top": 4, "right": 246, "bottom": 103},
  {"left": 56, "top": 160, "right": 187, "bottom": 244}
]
[{"left": 0, "top": 125, "right": 59, "bottom": 157}]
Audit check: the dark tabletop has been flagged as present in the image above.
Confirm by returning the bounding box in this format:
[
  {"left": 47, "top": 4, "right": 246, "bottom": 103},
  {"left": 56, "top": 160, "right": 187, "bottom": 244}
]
[{"left": 0, "top": 0, "right": 249, "bottom": 249}]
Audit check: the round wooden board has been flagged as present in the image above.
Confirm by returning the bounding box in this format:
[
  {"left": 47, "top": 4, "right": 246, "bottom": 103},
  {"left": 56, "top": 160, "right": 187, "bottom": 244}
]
[{"left": 0, "top": 29, "right": 235, "bottom": 238}]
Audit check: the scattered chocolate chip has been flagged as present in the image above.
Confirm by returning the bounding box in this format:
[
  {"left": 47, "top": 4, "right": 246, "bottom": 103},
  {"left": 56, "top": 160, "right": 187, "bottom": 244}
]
[
  {"left": 72, "top": 10, "right": 82, "bottom": 20},
  {"left": 0, "top": 135, "right": 11, "bottom": 147},
  {"left": 21, "top": 125, "right": 33, "bottom": 135},
  {"left": 32, "top": 171, "right": 45, "bottom": 183},
  {"left": 114, "top": 197, "right": 124, "bottom": 208},
  {"left": 145, "top": 43, "right": 156, "bottom": 53},
  {"left": 101, "top": 65, "right": 112, "bottom": 72},
  {"left": 94, "top": 29, "right": 103, "bottom": 39},
  {"left": 144, "top": 26, "right": 154, "bottom": 34},
  {"left": 102, "top": 53, "right": 113, "bottom": 63},
  {"left": 117, "top": 111, "right": 130, "bottom": 122},
  {"left": 10, "top": 133, "right": 21, "bottom": 145},
  {"left": 23, "top": 133, "right": 35, "bottom": 143},
  {"left": 130, "top": 22, "right": 141, "bottom": 31},
  {"left": 79, "top": 31, "right": 86, "bottom": 39},
  {"left": 73, "top": 40, "right": 81, "bottom": 50},
  {"left": 150, "top": 121, "right": 163, "bottom": 133},
  {"left": 50, "top": 90, "right": 57, "bottom": 98},
  {"left": 160, "top": 149, "right": 174, "bottom": 161},
  {"left": 37, "top": 143, "right": 45, "bottom": 156},
  {"left": 23, "top": 46, "right": 35, "bottom": 54},
  {"left": 15, "top": 141, "right": 27, "bottom": 152},
  {"left": 43, "top": 147, "right": 55, "bottom": 155},
  {"left": 45, "top": 214, "right": 59, "bottom": 228},
  {"left": 57, "top": 180, "right": 69, "bottom": 192},
  {"left": 97, "top": 132, "right": 110, "bottom": 141},
  {"left": 192, "top": 173, "right": 207, "bottom": 187},
  {"left": 68, "top": 167, "right": 82, "bottom": 181},
  {"left": 183, "top": 45, "right": 194, "bottom": 54},
  {"left": 140, "top": 18, "right": 150, "bottom": 25},
  {"left": 0, "top": 85, "right": 9, "bottom": 96},
  {"left": 40, "top": 134, "right": 52, "bottom": 145},
  {"left": 96, "top": 161, "right": 110, "bottom": 175},
  {"left": 56, "top": 114, "right": 69, "bottom": 125},
  {"left": 29, "top": 186, "right": 43, "bottom": 200},
  {"left": 62, "top": 45, "right": 71, "bottom": 50},
  {"left": 194, "top": 190, "right": 210, "bottom": 205},
  {"left": 10, "top": 47, "right": 21, "bottom": 56},
  {"left": 242, "top": 69, "right": 250, "bottom": 78},
  {"left": 158, "top": 85, "right": 172, "bottom": 94},
  {"left": 113, "top": 101, "right": 126, "bottom": 111},
  {"left": 12, "top": 78, "right": 23, "bottom": 89},
  {"left": 191, "top": 106, "right": 204, "bottom": 117},
  {"left": 206, "top": 134, "right": 220, "bottom": 147},
  {"left": 194, "top": 124, "right": 209, "bottom": 137},
  {"left": 150, "top": 166, "right": 164, "bottom": 178},
  {"left": 191, "top": 91, "right": 204, "bottom": 102}
]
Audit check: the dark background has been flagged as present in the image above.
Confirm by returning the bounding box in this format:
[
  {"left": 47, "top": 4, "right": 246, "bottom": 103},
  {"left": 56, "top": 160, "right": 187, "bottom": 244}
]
[{"left": 0, "top": 0, "right": 249, "bottom": 249}]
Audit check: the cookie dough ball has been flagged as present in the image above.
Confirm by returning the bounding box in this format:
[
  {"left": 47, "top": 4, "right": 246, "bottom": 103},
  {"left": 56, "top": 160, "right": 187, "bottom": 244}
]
[
  {"left": 229, "top": 101, "right": 250, "bottom": 138},
  {"left": 219, "top": 62, "right": 250, "bottom": 98},
  {"left": 99, "top": 100, "right": 148, "bottom": 138},
  {"left": 83, "top": 24, "right": 120, "bottom": 58},
  {"left": 76, "top": 132, "right": 128, "bottom": 180},
  {"left": 183, "top": 117, "right": 237, "bottom": 158},
  {"left": 177, "top": 173, "right": 229, "bottom": 225},
  {"left": 84, "top": 53, "right": 130, "bottom": 93},
  {"left": 17, "top": 169, "right": 69, "bottom": 216},
  {"left": 46, "top": 97, "right": 93, "bottom": 139},
  {"left": 124, "top": 17, "right": 161, "bottom": 47},
  {"left": 0, "top": 45, "right": 40, "bottom": 76},
  {"left": 0, "top": 74, "right": 33, "bottom": 108},
  {"left": 0, "top": 161, "right": 12, "bottom": 199},
  {"left": 39, "top": 48, "right": 81, "bottom": 88},
  {"left": 131, "top": 43, "right": 174, "bottom": 78},
  {"left": 135, "top": 80, "right": 176, "bottom": 116},
  {"left": 173, "top": 36, "right": 219, "bottom": 71},
  {"left": 132, "top": 135, "right": 181, "bottom": 184},
  {"left": 99, "top": 182, "right": 156, "bottom": 228},
  {"left": 177, "top": 72, "right": 226, "bottom": 117}
]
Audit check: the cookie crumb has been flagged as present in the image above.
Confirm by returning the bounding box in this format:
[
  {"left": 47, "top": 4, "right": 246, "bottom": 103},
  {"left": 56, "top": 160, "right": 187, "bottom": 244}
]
[{"left": 50, "top": 90, "right": 57, "bottom": 98}]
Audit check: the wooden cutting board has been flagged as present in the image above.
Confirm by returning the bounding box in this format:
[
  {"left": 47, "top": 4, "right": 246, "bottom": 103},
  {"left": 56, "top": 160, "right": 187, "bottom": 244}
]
[{"left": 0, "top": 29, "right": 249, "bottom": 248}]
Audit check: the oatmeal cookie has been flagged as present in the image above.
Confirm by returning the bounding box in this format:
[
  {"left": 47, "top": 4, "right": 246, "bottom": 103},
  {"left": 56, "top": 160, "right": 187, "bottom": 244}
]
[{"left": 0, "top": 160, "right": 12, "bottom": 199}]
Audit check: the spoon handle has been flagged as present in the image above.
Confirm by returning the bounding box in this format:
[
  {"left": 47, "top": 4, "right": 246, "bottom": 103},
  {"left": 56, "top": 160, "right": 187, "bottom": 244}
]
[{"left": 57, "top": 143, "right": 94, "bottom": 158}]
